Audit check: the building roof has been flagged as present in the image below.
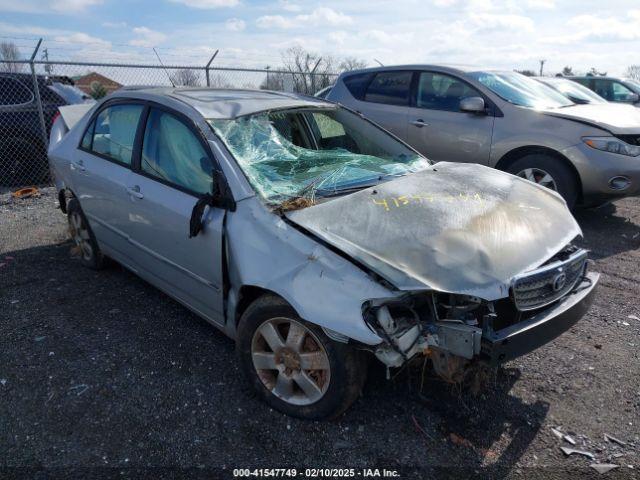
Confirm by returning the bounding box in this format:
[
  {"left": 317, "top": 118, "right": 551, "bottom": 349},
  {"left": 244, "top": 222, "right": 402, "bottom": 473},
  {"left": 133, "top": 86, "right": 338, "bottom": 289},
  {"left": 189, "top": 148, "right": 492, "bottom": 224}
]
[
  {"left": 74, "top": 72, "right": 122, "bottom": 88},
  {"left": 115, "top": 87, "right": 335, "bottom": 119}
]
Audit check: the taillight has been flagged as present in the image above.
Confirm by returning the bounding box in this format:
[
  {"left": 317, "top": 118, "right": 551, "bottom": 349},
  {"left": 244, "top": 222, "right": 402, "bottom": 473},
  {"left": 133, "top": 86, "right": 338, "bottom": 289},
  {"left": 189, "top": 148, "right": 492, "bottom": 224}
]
[{"left": 52, "top": 110, "right": 61, "bottom": 126}]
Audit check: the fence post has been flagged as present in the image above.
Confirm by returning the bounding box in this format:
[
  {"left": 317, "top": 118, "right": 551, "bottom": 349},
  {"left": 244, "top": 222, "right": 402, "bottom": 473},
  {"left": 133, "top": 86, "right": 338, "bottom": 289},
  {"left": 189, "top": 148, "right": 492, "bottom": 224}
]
[
  {"left": 205, "top": 49, "right": 219, "bottom": 87},
  {"left": 28, "top": 38, "right": 48, "bottom": 149}
]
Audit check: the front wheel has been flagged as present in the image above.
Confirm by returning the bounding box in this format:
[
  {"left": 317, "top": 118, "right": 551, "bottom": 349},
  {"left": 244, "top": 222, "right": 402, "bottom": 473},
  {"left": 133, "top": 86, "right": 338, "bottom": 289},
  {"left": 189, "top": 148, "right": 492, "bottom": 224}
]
[
  {"left": 236, "top": 295, "right": 367, "bottom": 419},
  {"left": 506, "top": 153, "right": 579, "bottom": 209}
]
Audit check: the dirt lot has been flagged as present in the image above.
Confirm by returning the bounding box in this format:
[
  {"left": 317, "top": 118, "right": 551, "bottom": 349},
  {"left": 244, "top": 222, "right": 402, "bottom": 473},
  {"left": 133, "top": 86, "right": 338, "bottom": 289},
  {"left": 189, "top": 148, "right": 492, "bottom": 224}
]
[{"left": 1, "top": 187, "right": 639, "bottom": 479}]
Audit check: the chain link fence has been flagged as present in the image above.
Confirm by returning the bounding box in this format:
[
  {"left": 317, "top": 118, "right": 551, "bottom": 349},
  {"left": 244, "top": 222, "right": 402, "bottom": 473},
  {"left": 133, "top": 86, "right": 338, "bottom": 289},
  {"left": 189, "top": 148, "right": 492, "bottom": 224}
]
[{"left": 0, "top": 40, "right": 338, "bottom": 189}]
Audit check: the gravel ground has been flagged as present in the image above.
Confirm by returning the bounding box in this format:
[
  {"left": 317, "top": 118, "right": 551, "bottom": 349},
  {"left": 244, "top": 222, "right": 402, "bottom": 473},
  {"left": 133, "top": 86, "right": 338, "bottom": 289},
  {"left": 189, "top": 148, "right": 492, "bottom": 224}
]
[{"left": 1, "top": 187, "right": 639, "bottom": 479}]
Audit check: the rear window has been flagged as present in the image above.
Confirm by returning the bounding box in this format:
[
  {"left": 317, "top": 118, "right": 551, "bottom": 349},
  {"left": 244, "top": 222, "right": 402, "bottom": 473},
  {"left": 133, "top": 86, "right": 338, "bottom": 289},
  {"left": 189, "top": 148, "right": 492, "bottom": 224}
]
[
  {"left": 342, "top": 72, "right": 374, "bottom": 100},
  {"left": 0, "top": 76, "right": 33, "bottom": 106},
  {"left": 86, "top": 104, "right": 144, "bottom": 165},
  {"left": 364, "top": 71, "right": 412, "bottom": 106}
]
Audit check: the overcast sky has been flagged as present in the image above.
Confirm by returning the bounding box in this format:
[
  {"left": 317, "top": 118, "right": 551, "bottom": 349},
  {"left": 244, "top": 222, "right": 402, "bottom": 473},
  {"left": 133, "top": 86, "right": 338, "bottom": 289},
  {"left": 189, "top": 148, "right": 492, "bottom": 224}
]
[{"left": 1, "top": 0, "right": 640, "bottom": 75}]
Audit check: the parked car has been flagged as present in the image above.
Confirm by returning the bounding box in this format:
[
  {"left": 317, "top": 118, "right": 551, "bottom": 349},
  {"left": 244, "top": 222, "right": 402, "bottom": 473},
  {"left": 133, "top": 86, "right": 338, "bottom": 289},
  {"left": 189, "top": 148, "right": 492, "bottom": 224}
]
[
  {"left": 569, "top": 76, "right": 640, "bottom": 106},
  {"left": 0, "top": 73, "right": 93, "bottom": 186},
  {"left": 48, "top": 88, "right": 598, "bottom": 419},
  {"left": 534, "top": 76, "right": 607, "bottom": 105},
  {"left": 327, "top": 65, "right": 640, "bottom": 208}
]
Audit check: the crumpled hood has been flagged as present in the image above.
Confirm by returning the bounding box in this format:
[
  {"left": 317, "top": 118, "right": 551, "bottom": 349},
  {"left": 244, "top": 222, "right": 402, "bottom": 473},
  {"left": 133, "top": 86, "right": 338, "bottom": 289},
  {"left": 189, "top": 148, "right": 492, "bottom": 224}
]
[
  {"left": 286, "top": 162, "right": 581, "bottom": 300},
  {"left": 542, "top": 103, "right": 640, "bottom": 134}
]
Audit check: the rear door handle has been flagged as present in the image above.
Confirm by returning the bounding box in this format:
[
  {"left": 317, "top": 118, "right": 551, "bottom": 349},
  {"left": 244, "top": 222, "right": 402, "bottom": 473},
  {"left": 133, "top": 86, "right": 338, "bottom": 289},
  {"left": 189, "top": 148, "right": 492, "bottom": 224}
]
[
  {"left": 127, "top": 185, "right": 144, "bottom": 199},
  {"left": 410, "top": 119, "right": 429, "bottom": 128},
  {"left": 71, "top": 159, "right": 85, "bottom": 171}
]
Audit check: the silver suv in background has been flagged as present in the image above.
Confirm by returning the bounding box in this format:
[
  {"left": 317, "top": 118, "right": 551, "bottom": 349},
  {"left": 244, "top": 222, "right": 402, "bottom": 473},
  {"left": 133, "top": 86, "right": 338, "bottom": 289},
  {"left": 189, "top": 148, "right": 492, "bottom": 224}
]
[
  {"left": 569, "top": 76, "right": 640, "bottom": 106},
  {"left": 327, "top": 65, "right": 640, "bottom": 208}
]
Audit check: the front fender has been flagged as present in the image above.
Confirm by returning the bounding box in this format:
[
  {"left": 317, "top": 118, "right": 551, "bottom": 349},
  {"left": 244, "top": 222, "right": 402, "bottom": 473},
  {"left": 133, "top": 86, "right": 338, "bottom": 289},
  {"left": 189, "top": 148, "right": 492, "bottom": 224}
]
[{"left": 224, "top": 198, "right": 395, "bottom": 345}]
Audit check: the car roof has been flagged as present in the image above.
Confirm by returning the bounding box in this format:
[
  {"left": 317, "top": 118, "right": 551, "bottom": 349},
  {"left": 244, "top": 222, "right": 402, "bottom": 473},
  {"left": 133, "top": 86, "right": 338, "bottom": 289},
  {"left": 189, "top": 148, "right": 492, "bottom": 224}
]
[
  {"left": 568, "top": 76, "right": 625, "bottom": 81},
  {"left": 337, "top": 64, "right": 499, "bottom": 77},
  {"left": 111, "top": 87, "right": 334, "bottom": 119}
]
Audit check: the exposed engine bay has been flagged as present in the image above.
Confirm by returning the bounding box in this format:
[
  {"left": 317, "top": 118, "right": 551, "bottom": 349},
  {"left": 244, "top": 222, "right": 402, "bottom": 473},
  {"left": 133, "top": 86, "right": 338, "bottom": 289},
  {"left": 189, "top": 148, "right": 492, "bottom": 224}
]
[{"left": 363, "top": 244, "right": 593, "bottom": 383}]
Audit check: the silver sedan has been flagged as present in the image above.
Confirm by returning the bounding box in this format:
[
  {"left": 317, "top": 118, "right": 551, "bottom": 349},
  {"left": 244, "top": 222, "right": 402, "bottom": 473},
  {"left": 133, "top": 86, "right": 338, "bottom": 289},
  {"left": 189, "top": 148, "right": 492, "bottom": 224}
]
[{"left": 48, "top": 88, "right": 598, "bottom": 419}]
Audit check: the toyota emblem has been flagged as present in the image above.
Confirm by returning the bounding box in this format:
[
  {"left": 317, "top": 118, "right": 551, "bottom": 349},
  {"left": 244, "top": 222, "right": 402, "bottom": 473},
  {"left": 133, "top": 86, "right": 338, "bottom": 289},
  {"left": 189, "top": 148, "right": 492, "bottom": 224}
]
[{"left": 552, "top": 272, "right": 567, "bottom": 292}]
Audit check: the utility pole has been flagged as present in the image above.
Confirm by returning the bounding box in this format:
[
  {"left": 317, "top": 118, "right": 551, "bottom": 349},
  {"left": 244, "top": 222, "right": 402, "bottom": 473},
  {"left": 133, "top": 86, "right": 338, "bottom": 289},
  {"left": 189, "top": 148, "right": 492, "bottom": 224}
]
[
  {"left": 539, "top": 59, "right": 546, "bottom": 76},
  {"left": 42, "top": 48, "right": 52, "bottom": 74}
]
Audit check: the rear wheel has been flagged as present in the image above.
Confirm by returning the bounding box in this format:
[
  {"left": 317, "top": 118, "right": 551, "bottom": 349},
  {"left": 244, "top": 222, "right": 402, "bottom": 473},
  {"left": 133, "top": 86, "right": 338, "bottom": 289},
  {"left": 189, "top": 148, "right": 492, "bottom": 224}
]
[
  {"left": 67, "top": 198, "right": 104, "bottom": 270},
  {"left": 237, "top": 294, "right": 367, "bottom": 419},
  {"left": 506, "top": 153, "right": 579, "bottom": 209}
]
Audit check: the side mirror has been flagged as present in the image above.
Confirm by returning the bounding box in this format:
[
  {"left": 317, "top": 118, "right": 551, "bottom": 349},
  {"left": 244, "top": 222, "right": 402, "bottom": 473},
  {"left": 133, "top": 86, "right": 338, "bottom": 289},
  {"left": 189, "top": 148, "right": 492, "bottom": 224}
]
[
  {"left": 460, "top": 96, "right": 486, "bottom": 114},
  {"left": 211, "top": 169, "right": 235, "bottom": 211},
  {"left": 189, "top": 169, "right": 235, "bottom": 238},
  {"left": 627, "top": 93, "right": 639, "bottom": 103}
]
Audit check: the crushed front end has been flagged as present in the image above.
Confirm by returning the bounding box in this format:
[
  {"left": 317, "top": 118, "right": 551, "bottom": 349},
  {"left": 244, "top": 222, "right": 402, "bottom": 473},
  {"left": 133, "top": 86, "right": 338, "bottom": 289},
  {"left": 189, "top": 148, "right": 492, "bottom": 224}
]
[{"left": 363, "top": 245, "right": 599, "bottom": 382}]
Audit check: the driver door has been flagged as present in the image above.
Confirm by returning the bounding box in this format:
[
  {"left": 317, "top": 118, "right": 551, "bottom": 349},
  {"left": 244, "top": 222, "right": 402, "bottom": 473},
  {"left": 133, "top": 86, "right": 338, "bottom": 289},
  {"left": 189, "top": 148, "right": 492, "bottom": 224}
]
[
  {"left": 122, "top": 106, "right": 226, "bottom": 324},
  {"left": 407, "top": 71, "right": 494, "bottom": 164}
]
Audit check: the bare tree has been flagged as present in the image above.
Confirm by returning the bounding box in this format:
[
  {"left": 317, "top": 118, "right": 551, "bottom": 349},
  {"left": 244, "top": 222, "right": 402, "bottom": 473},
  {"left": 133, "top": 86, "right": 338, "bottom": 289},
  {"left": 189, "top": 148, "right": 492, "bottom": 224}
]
[
  {"left": 170, "top": 68, "right": 201, "bottom": 87},
  {"left": 588, "top": 67, "right": 607, "bottom": 76},
  {"left": 259, "top": 46, "right": 367, "bottom": 93},
  {"left": 625, "top": 65, "right": 640, "bottom": 82},
  {"left": 260, "top": 71, "right": 285, "bottom": 91},
  {"left": 561, "top": 66, "right": 574, "bottom": 76},
  {"left": 281, "top": 45, "right": 337, "bottom": 95},
  {"left": 0, "top": 41, "right": 24, "bottom": 73},
  {"left": 338, "top": 57, "right": 368, "bottom": 73},
  {"left": 209, "top": 74, "right": 233, "bottom": 89}
]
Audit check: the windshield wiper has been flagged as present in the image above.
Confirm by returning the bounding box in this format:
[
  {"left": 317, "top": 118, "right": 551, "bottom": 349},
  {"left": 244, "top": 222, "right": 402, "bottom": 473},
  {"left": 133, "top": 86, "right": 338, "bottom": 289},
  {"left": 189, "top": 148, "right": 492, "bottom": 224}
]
[{"left": 293, "top": 167, "right": 347, "bottom": 199}]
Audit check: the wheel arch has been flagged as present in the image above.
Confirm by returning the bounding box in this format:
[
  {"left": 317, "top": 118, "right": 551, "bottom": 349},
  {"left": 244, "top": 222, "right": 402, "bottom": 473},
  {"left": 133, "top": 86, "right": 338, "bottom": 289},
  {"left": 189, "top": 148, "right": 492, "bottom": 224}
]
[
  {"left": 495, "top": 145, "right": 583, "bottom": 203},
  {"left": 233, "top": 285, "right": 287, "bottom": 327},
  {"left": 57, "top": 187, "right": 77, "bottom": 214}
]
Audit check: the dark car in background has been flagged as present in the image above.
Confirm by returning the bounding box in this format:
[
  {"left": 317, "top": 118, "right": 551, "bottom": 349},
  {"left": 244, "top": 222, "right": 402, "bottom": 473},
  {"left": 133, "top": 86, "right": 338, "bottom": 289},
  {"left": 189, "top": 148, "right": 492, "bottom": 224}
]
[
  {"left": 0, "top": 73, "right": 93, "bottom": 186},
  {"left": 569, "top": 76, "right": 640, "bottom": 106}
]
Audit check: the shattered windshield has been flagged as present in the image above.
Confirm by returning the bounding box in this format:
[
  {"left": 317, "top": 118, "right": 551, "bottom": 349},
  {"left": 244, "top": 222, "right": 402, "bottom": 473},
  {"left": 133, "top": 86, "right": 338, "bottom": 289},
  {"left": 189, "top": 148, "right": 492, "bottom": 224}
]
[{"left": 208, "top": 107, "right": 428, "bottom": 205}]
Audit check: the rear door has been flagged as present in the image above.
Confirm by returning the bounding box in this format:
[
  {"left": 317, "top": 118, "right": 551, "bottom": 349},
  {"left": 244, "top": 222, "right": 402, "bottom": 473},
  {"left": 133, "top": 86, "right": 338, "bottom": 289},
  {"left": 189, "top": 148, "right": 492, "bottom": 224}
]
[
  {"left": 341, "top": 70, "right": 412, "bottom": 140},
  {"left": 72, "top": 102, "right": 145, "bottom": 257},
  {"left": 121, "top": 106, "right": 225, "bottom": 323},
  {"left": 406, "top": 71, "right": 494, "bottom": 164}
]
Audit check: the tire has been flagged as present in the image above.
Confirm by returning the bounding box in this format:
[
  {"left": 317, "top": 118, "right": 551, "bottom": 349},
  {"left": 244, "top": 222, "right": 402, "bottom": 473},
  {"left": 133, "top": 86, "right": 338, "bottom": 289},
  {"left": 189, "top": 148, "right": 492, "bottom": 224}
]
[
  {"left": 236, "top": 294, "right": 367, "bottom": 419},
  {"left": 67, "top": 198, "right": 105, "bottom": 270},
  {"left": 506, "top": 153, "right": 579, "bottom": 209}
]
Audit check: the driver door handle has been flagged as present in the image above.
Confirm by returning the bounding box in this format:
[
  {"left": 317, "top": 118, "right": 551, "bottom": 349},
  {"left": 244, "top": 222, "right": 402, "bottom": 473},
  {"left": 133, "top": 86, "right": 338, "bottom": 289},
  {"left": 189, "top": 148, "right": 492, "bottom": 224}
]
[
  {"left": 127, "top": 185, "right": 144, "bottom": 199},
  {"left": 71, "top": 159, "right": 85, "bottom": 171},
  {"left": 410, "top": 119, "right": 429, "bottom": 128}
]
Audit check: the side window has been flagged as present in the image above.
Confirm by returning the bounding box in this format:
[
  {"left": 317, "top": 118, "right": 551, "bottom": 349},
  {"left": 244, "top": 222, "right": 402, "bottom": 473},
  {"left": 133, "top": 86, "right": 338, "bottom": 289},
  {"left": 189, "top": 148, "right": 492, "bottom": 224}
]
[
  {"left": 0, "top": 77, "right": 34, "bottom": 106},
  {"left": 81, "top": 120, "right": 94, "bottom": 149},
  {"left": 343, "top": 72, "right": 374, "bottom": 100},
  {"left": 141, "top": 109, "right": 213, "bottom": 195},
  {"left": 612, "top": 81, "right": 634, "bottom": 102},
  {"left": 416, "top": 72, "right": 481, "bottom": 112},
  {"left": 364, "top": 71, "right": 412, "bottom": 106},
  {"left": 90, "top": 104, "right": 143, "bottom": 165},
  {"left": 592, "top": 79, "right": 614, "bottom": 101}
]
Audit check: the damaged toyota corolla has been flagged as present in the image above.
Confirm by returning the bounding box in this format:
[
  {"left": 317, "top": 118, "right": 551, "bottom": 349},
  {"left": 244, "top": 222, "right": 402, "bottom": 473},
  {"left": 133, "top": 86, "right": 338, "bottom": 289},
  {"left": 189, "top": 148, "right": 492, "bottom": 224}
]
[{"left": 48, "top": 88, "right": 599, "bottom": 419}]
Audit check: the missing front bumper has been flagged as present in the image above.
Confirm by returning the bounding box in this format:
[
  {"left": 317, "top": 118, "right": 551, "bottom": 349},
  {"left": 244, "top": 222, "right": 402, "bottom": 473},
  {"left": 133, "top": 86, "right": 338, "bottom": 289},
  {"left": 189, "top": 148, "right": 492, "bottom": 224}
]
[{"left": 482, "top": 272, "right": 599, "bottom": 365}]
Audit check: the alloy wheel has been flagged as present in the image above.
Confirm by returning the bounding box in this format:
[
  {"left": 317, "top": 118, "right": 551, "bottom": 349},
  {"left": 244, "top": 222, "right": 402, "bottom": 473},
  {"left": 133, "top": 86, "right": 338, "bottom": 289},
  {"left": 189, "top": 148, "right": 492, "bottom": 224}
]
[
  {"left": 251, "top": 317, "right": 331, "bottom": 406},
  {"left": 516, "top": 167, "right": 558, "bottom": 191},
  {"left": 68, "top": 211, "right": 94, "bottom": 262}
]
